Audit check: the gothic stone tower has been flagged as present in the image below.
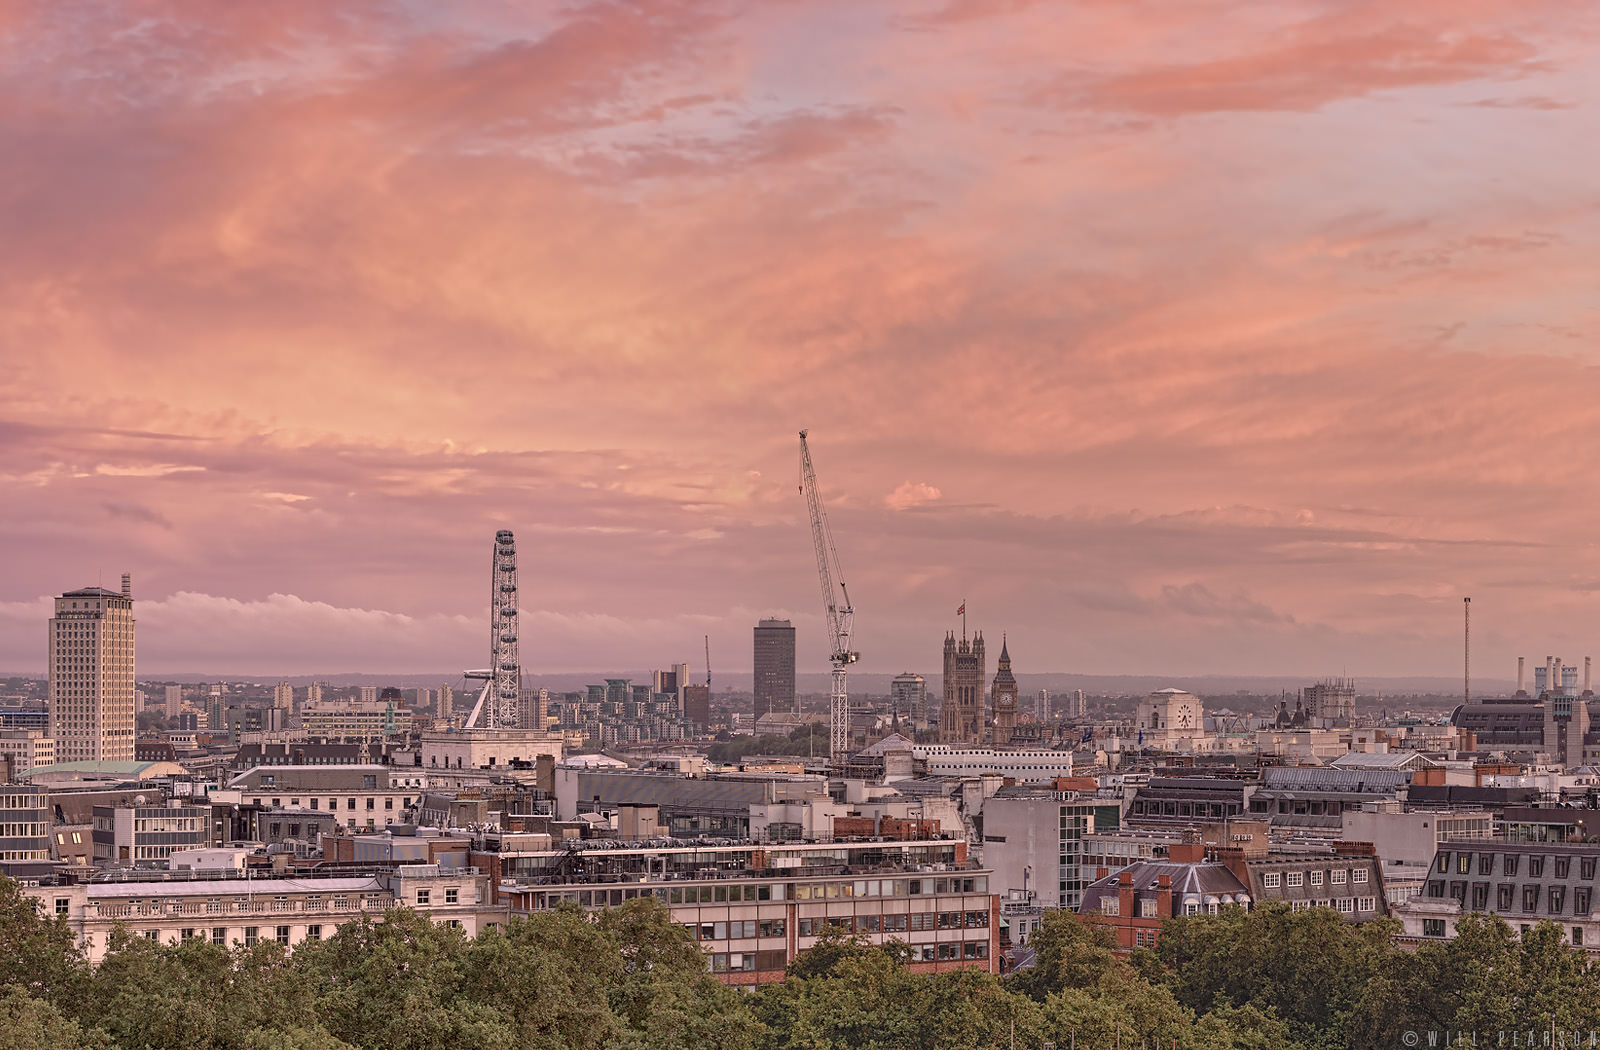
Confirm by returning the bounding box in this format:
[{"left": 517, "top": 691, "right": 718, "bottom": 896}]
[
  {"left": 991, "top": 635, "right": 1017, "bottom": 746},
  {"left": 940, "top": 630, "right": 986, "bottom": 744}
]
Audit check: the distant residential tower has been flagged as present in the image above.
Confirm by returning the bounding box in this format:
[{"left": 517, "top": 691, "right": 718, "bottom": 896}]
[{"left": 891, "top": 672, "right": 927, "bottom": 728}]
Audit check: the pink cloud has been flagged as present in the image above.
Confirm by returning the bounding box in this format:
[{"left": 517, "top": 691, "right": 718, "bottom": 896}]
[
  {"left": 0, "top": 0, "right": 1596, "bottom": 679},
  {"left": 886, "top": 481, "right": 942, "bottom": 510}
]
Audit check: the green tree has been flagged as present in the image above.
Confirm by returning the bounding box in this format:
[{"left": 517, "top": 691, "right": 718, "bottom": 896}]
[
  {"left": 0, "top": 986, "right": 108, "bottom": 1050},
  {"left": 1007, "top": 910, "right": 1126, "bottom": 1001},
  {"left": 298, "top": 908, "right": 512, "bottom": 1050},
  {"left": 0, "top": 877, "right": 89, "bottom": 1001},
  {"left": 598, "top": 899, "right": 763, "bottom": 1050},
  {"left": 1151, "top": 903, "right": 1397, "bottom": 1048},
  {"left": 453, "top": 915, "right": 622, "bottom": 1050},
  {"left": 757, "top": 948, "right": 1043, "bottom": 1050},
  {"left": 785, "top": 926, "right": 910, "bottom": 980}
]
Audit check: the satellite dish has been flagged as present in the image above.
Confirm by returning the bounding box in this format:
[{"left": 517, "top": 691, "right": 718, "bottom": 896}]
[{"left": 134, "top": 794, "right": 147, "bottom": 805}]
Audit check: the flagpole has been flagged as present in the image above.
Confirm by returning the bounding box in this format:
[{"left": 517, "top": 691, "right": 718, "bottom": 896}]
[{"left": 961, "top": 599, "right": 966, "bottom": 643}]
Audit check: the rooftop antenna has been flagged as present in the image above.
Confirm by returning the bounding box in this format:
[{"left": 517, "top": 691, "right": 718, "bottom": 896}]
[{"left": 1463, "top": 596, "right": 1471, "bottom": 706}]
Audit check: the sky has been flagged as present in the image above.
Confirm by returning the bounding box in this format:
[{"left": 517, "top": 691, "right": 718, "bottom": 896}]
[{"left": 1, "top": 0, "right": 1598, "bottom": 681}]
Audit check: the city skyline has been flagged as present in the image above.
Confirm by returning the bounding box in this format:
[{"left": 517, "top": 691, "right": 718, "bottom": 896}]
[{"left": 3, "top": 3, "right": 1600, "bottom": 678}]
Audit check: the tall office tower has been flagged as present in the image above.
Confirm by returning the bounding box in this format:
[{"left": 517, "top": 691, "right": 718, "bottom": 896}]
[
  {"left": 134, "top": 689, "right": 148, "bottom": 714},
  {"left": 939, "top": 631, "right": 986, "bottom": 744},
  {"left": 436, "top": 683, "right": 453, "bottom": 719},
  {"left": 358, "top": 685, "right": 378, "bottom": 704},
  {"left": 411, "top": 687, "right": 432, "bottom": 713},
  {"left": 753, "top": 619, "right": 796, "bottom": 722},
  {"left": 49, "top": 577, "right": 137, "bottom": 764},
  {"left": 306, "top": 681, "right": 322, "bottom": 706},
  {"left": 672, "top": 662, "right": 689, "bottom": 708},
  {"left": 1071, "top": 689, "right": 1087, "bottom": 719},
  {"left": 653, "top": 668, "right": 679, "bottom": 695},
  {"left": 682, "top": 684, "right": 710, "bottom": 729},
  {"left": 273, "top": 681, "right": 293, "bottom": 711},
  {"left": 1035, "top": 689, "right": 1050, "bottom": 720},
  {"left": 890, "top": 673, "right": 927, "bottom": 728},
  {"left": 990, "top": 637, "right": 1018, "bottom": 746},
  {"left": 164, "top": 684, "right": 182, "bottom": 719}
]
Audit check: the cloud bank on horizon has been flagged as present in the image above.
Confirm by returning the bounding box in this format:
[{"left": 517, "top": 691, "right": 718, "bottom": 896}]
[{"left": 1, "top": 0, "right": 1597, "bottom": 679}]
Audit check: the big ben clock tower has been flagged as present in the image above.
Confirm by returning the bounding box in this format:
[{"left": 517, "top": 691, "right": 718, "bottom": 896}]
[{"left": 991, "top": 636, "right": 1018, "bottom": 746}]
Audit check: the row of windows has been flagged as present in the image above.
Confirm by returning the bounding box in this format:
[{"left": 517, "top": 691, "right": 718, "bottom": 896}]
[
  {"left": 0, "top": 822, "right": 48, "bottom": 837},
  {"left": 1130, "top": 802, "right": 1244, "bottom": 818},
  {"left": 1437, "top": 851, "right": 1597, "bottom": 880},
  {"left": 695, "top": 919, "right": 786, "bottom": 940},
  {"left": 1287, "top": 898, "right": 1377, "bottom": 913},
  {"left": 717, "top": 938, "right": 987, "bottom": 967},
  {"left": 411, "top": 889, "right": 459, "bottom": 906},
  {"left": 1261, "top": 868, "right": 1369, "bottom": 890},
  {"left": 1427, "top": 880, "right": 1594, "bottom": 917},
  {"left": 253, "top": 797, "right": 408, "bottom": 811},
  {"left": 710, "top": 949, "right": 789, "bottom": 972},
  {"left": 660, "top": 876, "right": 987, "bottom": 905},
  {"left": 915, "top": 942, "right": 987, "bottom": 962},
  {"left": 793, "top": 912, "right": 988, "bottom": 937}
]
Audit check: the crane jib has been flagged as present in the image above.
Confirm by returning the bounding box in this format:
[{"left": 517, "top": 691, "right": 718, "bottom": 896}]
[{"left": 798, "top": 430, "right": 858, "bottom": 764}]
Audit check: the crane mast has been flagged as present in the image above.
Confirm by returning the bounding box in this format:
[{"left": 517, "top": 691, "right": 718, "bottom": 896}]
[{"left": 798, "top": 430, "right": 857, "bottom": 761}]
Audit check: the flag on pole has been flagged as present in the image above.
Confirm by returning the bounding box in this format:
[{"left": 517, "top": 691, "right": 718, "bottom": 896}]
[{"left": 956, "top": 602, "right": 965, "bottom": 615}]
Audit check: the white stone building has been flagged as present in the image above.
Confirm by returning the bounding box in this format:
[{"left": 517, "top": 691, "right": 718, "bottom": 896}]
[
  {"left": 23, "top": 865, "right": 502, "bottom": 963},
  {"left": 49, "top": 582, "right": 137, "bottom": 764},
  {"left": 1133, "top": 689, "right": 1209, "bottom": 751}
]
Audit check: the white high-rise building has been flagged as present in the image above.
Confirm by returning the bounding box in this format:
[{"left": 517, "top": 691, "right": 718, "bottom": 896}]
[
  {"left": 273, "top": 681, "right": 294, "bottom": 711},
  {"left": 358, "top": 685, "right": 378, "bottom": 704},
  {"left": 49, "top": 577, "right": 137, "bottom": 764},
  {"left": 436, "top": 684, "right": 453, "bottom": 719},
  {"left": 164, "top": 684, "right": 182, "bottom": 719},
  {"left": 306, "top": 681, "right": 322, "bottom": 706}
]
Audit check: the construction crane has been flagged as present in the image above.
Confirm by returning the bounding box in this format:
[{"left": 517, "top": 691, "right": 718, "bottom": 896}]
[
  {"left": 798, "top": 430, "right": 858, "bottom": 762},
  {"left": 704, "top": 634, "right": 712, "bottom": 693}
]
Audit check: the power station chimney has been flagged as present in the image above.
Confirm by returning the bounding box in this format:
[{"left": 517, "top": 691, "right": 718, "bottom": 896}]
[
  {"left": 1555, "top": 658, "right": 1565, "bottom": 697},
  {"left": 120, "top": 573, "right": 131, "bottom": 598},
  {"left": 1586, "top": 657, "right": 1593, "bottom": 697},
  {"left": 1517, "top": 657, "right": 1526, "bottom": 697},
  {"left": 1547, "top": 656, "right": 1555, "bottom": 697}
]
